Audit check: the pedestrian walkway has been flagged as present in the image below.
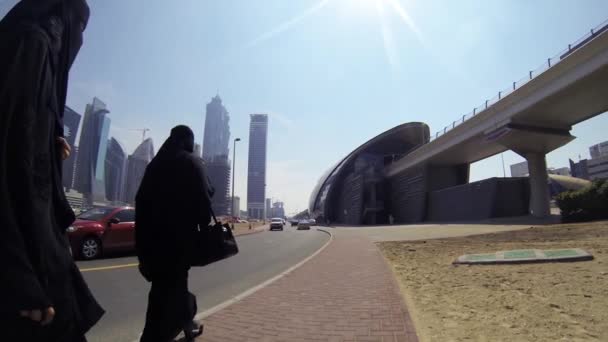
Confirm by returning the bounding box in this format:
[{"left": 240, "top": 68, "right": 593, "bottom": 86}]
[{"left": 199, "top": 230, "right": 418, "bottom": 342}]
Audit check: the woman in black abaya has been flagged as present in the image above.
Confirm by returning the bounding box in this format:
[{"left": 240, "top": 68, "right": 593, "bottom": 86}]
[
  {"left": 0, "top": 0, "right": 104, "bottom": 340},
  {"left": 136, "top": 126, "right": 210, "bottom": 342}
]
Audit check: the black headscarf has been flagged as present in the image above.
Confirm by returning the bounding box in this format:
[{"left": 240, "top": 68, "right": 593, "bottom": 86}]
[
  {"left": 156, "top": 125, "right": 196, "bottom": 158},
  {"left": 0, "top": 0, "right": 90, "bottom": 127}
]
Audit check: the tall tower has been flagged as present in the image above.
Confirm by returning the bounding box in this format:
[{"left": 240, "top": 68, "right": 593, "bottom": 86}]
[
  {"left": 202, "top": 95, "right": 230, "bottom": 160},
  {"left": 104, "top": 137, "right": 127, "bottom": 204},
  {"left": 62, "top": 105, "right": 81, "bottom": 190},
  {"left": 124, "top": 138, "right": 155, "bottom": 204},
  {"left": 74, "top": 97, "right": 110, "bottom": 205},
  {"left": 247, "top": 114, "right": 268, "bottom": 219},
  {"left": 202, "top": 95, "right": 232, "bottom": 215}
]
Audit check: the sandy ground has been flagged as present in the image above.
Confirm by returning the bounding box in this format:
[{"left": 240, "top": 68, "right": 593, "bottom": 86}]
[
  {"left": 231, "top": 222, "right": 267, "bottom": 236},
  {"left": 379, "top": 221, "right": 608, "bottom": 342}
]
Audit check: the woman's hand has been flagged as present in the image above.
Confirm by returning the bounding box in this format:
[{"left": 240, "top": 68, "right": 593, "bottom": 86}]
[
  {"left": 20, "top": 307, "right": 55, "bottom": 325},
  {"left": 57, "top": 137, "right": 71, "bottom": 160}
]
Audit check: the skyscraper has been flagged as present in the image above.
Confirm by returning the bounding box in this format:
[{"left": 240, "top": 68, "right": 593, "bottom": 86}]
[
  {"left": 74, "top": 97, "right": 111, "bottom": 204},
  {"left": 265, "top": 198, "right": 272, "bottom": 219},
  {"left": 105, "top": 138, "right": 127, "bottom": 203},
  {"left": 272, "top": 201, "right": 285, "bottom": 218},
  {"left": 62, "top": 106, "right": 81, "bottom": 190},
  {"left": 203, "top": 95, "right": 230, "bottom": 160},
  {"left": 207, "top": 155, "right": 231, "bottom": 215},
  {"left": 247, "top": 114, "right": 268, "bottom": 219},
  {"left": 193, "top": 143, "right": 202, "bottom": 158},
  {"left": 124, "top": 138, "right": 155, "bottom": 204},
  {"left": 232, "top": 196, "right": 240, "bottom": 217},
  {"left": 202, "top": 95, "right": 232, "bottom": 215}
]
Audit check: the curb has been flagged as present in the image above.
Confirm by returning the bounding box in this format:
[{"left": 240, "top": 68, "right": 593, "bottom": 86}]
[
  {"left": 194, "top": 228, "right": 334, "bottom": 320},
  {"left": 379, "top": 246, "right": 421, "bottom": 342}
]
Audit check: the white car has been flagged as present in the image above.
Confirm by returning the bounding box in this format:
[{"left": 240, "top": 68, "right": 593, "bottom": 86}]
[
  {"left": 270, "top": 218, "right": 284, "bottom": 231},
  {"left": 296, "top": 220, "right": 311, "bottom": 230}
]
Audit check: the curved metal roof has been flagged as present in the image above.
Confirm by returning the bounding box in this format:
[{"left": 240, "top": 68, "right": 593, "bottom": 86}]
[{"left": 308, "top": 122, "right": 429, "bottom": 216}]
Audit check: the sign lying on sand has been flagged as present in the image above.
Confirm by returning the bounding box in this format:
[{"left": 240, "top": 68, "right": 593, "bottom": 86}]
[{"left": 453, "top": 248, "right": 593, "bottom": 265}]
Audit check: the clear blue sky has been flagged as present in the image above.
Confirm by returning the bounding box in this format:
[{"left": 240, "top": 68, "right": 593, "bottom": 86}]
[{"left": 2, "top": 0, "right": 607, "bottom": 215}]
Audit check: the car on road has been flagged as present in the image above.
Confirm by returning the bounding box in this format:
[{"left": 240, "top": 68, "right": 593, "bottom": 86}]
[
  {"left": 270, "top": 218, "right": 284, "bottom": 231},
  {"left": 290, "top": 220, "right": 299, "bottom": 227},
  {"left": 67, "top": 206, "right": 136, "bottom": 260},
  {"left": 309, "top": 219, "right": 317, "bottom": 225},
  {"left": 296, "top": 220, "right": 311, "bottom": 230}
]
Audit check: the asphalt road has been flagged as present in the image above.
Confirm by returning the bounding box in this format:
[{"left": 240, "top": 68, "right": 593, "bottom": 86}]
[{"left": 78, "top": 227, "right": 329, "bottom": 342}]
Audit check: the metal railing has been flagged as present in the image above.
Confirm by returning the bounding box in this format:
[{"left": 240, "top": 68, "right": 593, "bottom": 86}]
[{"left": 429, "top": 18, "right": 608, "bottom": 142}]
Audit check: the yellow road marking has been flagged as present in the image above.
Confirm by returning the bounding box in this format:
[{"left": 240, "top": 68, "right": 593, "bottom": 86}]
[{"left": 79, "top": 262, "right": 139, "bottom": 272}]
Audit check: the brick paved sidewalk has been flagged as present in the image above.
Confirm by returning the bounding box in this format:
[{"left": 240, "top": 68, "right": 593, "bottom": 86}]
[{"left": 198, "top": 230, "right": 418, "bottom": 342}]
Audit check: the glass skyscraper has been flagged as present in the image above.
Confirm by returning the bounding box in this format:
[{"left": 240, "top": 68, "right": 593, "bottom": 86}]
[
  {"left": 247, "top": 114, "right": 268, "bottom": 219},
  {"left": 124, "top": 138, "right": 155, "bottom": 205},
  {"left": 105, "top": 137, "right": 127, "bottom": 203},
  {"left": 74, "top": 97, "right": 110, "bottom": 205},
  {"left": 203, "top": 95, "right": 230, "bottom": 160},
  {"left": 202, "top": 95, "right": 232, "bottom": 215},
  {"left": 62, "top": 106, "right": 81, "bottom": 190}
]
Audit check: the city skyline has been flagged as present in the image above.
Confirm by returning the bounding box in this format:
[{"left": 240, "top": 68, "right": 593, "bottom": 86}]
[{"left": 4, "top": 1, "right": 607, "bottom": 214}]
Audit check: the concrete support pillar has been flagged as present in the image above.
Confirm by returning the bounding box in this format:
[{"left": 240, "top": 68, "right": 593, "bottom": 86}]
[{"left": 525, "top": 152, "right": 550, "bottom": 217}]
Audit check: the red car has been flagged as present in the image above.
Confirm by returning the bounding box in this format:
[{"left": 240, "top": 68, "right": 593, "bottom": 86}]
[{"left": 67, "top": 206, "right": 136, "bottom": 260}]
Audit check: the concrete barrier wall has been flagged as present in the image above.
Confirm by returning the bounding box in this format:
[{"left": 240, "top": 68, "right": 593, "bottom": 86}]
[
  {"left": 389, "top": 166, "right": 427, "bottom": 223},
  {"left": 427, "top": 177, "right": 530, "bottom": 222}
]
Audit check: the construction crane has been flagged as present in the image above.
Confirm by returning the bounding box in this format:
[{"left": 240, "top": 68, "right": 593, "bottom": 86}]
[{"left": 130, "top": 128, "right": 150, "bottom": 143}]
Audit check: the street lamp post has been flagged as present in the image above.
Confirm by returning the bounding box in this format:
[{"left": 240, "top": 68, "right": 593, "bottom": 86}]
[{"left": 231, "top": 138, "right": 241, "bottom": 229}]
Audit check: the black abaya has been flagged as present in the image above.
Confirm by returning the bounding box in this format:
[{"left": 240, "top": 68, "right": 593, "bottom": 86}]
[
  {"left": 136, "top": 126, "right": 211, "bottom": 342},
  {"left": 0, "top": 0, "right": 103, "bottom": 339}
]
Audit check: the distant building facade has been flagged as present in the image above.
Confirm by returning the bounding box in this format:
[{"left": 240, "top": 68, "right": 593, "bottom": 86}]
[
  {"left": 232, "top": 196, "right": 240, "bottom": 217},
  {"left": 193, "top": 143, "right": 202, "bottom": 158},
  {"left": 74, "top": 97, "right": 110, "bottom": 204},
  {"left": 203, "top": 95, "right": 230, "bottom": 160},
  {"left": 104, "top": 138, "right": 127, "bottom": 203},
  {"left": 247, "top": 114, "right": 268, "bottom": 219},
  {"left": 570, "top": 159, "right": 590, "bottom": 180},
  {"left": 265, "top": 198, "right": 272, "bottom": 219},
  {"left": 511, "top": 161, "right": 570, "bottom": 177},
  {"left": 589, "top": 141, "right": 608, "bottom": 159},
  {"left": 510, "top": 161, "right": 529, "bottom": 177},
  {"left": 124, "top": 138, "right": 155, "bottom": 204},
  {"left": 548, "top": 167, "right": 571, "bottom": 176},
  {"left": 202, "top": 95, "right": 231, "bottom": 215},
  {"left": 62, "top": 106, "right": 81, "bottom": 190},
  {"left": 271, "top": 201, "right": 285, "bottom": 218},
  {"left": 588, "top": 155, "right": 608, "bottom": 180},
  {"left": 569, "top": 141, "right": 608, "bottom": 181},
  {"left": 207, "top": 155, "right": 231, "bottom": 215}
]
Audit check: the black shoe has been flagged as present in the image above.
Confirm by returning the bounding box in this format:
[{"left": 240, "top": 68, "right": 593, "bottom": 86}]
[{"left": 183, "top": 321, "right": 203, "bottom": 341}]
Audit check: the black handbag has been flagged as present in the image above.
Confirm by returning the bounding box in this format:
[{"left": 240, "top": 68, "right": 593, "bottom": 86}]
[{"left": 190, "top": 208, "right": 239, "bottom": 267}]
